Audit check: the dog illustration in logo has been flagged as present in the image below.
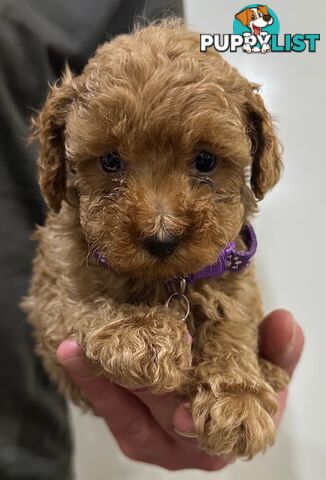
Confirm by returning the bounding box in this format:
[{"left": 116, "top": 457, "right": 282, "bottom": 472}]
[{"left": 235, "top": 5, "right": 273, "bottom": 53}]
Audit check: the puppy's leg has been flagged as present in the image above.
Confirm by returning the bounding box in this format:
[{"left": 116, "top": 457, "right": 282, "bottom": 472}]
[
  {"left": 76, "top": 303, "right": 192, "bottom": 394},
  {"left": 189, "top": 299, "right": 278, "bottom": 459}
]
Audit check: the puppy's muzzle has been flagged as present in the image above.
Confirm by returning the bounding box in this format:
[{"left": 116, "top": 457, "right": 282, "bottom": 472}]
[{"left": 143, "top": 235, "right": 180, "bottom": 259}]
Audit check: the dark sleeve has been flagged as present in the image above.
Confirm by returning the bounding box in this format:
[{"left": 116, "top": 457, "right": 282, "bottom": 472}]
[{"left": 0, "top": 1, "right": 184, "bottom": 479}]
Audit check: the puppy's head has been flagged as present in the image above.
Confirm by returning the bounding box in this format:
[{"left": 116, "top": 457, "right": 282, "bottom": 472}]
[
  {"left": 33, "top": 20, "right": 282, "bottom": 282},
  {"left": 236, "top": 6, "right": 273, "bottom": 30}
]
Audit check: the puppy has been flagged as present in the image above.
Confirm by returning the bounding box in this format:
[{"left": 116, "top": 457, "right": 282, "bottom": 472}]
[
  {"left": 22, "top": 19, "right": 289, "bottom": 460},
  {"left": 235, "top": 5, "right": 274, "bottom": 53}
]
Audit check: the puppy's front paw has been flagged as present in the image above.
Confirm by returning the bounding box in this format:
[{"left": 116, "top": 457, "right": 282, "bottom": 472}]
[
  {"left": 82, "top": 306, "right": 192, "bottom": 393},
  {"left": 191, "top": 380, "right": 277, "bottom": 459}
]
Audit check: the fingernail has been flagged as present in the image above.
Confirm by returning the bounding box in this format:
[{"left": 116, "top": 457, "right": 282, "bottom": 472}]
[
  {"left": 283, "top": 315, "right": 297, "bottom": 359},
  {"left": 174, "top": 403, "right": 197, "bottom": 437},
  {"left": 174, "top": 429, "right": 198, "bottom": 438},
  {"left": 56, "top": 337, "right": 80, "bottom": 363}
]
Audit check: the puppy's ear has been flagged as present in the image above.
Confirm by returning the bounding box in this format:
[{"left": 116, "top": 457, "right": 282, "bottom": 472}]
[
  {"left": 235, "top": 8, "right": 251, "bottom": 26},
  {"left": 246, "top": 86, "right": 283, "bottom": 200},
  {"left": 31, "top": 66, "right": 76, "bottom": 212},
  {"left": 258, "top": 5, "right": 269, "bottom": 16}
]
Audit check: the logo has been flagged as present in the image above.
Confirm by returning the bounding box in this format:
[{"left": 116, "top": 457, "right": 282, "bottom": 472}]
[
  {"left": 234, "top": 4, "right": 279, "bottom": 53},
  {"left": 200, "top": 4, "right": 320, "bottom": 54}
]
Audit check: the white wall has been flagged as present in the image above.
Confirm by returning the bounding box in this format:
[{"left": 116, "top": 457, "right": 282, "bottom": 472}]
[{"left": 72, "top": 1, "right": 326, "bottom": 479}]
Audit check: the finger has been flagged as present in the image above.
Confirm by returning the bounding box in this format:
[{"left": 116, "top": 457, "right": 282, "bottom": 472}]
[
  {"left": 130, "top": 381, "right": 200, "bottom": 444},
  {"left": 132, "top": 389, "right": 186, "bottom": 436},
  {"left": 57, "top": 339, "right": 174, "bottom": 455},
  {"left": 173, "top": 402, "right": 196, "bottom": 437},
  {"left": 259, "top": 309, "right": 304, "bottom": 377},
  {"left": 134, "top": 389, "right": 230, "bottom": 471}
]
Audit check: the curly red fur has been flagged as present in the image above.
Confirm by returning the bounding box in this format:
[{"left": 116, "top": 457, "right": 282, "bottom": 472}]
[{"left": 22, "top": 19, "right": 288, "bottom": 460}]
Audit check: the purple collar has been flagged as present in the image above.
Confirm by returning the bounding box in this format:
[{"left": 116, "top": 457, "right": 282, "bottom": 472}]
[
  {"left": 186, "top": 223, "right": 257, "bottom": 283},
  {"left": 93, "top": 224, "right": 257, "bottom": 286}
]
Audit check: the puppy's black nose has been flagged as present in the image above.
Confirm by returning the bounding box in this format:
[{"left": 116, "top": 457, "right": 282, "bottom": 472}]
[
  {"left": 143, "top": 235, "right": 179, "bottom": 258},
  {"left": 263, "top": 14, "right": 272, "bottom": 22}
]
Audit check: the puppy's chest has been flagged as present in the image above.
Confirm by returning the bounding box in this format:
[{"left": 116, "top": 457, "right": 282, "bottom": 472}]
[{"left": 89, "top": 271, "right": 236, "bottom": 334}]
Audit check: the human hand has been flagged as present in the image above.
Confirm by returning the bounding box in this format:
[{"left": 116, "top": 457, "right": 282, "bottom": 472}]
[{"left": 57, "top": 309, "right": 304, "bottom": 471}]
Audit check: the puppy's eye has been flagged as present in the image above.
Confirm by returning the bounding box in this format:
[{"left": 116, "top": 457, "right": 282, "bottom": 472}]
[
  {"left": 251, "top": 14, "right": 256, "bottom": 19},
  {"left": 194, "top": 150, "right": 218, "bottom": 173},
  {"left": 100, "top": 152, "right": 122, "bottom": 173}
]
